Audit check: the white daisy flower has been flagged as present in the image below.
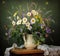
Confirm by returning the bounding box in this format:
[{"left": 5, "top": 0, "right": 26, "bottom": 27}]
[
  {"left": 30, "top": 18, "right": 36, "bottom": 24},
  {"left": 17, "top": 19, "right": 22, "bottom": 25},
  {"left": 12, "top": 20, "right": 16, "bottom": 26},
  {"left": 27, "top": 26, "right": 32, "bottom": 30},
  {"left": 26, "top": 22, "right": 30, "bottom": 26},
  {"left": 36, "top": 11, "right": 38, "bottom": 15},
  {"left": 31, "top": 10, "right": 38, "bottom": 16},
  {"left": 22, "top": 17, "right": 27, "bottom": 24},
  {"left": 27, "top": 12, "right": 31, "bottom": 16}
]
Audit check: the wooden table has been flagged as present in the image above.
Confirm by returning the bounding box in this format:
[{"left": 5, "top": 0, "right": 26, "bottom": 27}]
[{"left": 10, "top": 48, "right": 44, "bottom": 56}]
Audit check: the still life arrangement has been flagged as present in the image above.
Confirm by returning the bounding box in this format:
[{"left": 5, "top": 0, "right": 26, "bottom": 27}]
[{"left": 5, "top": 2, "right": 55, "bottom": 49}]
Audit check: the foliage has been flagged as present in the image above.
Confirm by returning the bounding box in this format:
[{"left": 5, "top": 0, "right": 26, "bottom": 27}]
[{"left": 5, "top": 3, "right": 55, "bottom": 46}]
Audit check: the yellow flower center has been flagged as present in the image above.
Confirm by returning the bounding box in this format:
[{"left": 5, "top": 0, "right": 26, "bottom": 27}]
[
  {"left": 32, "top": 20, "right": 35, "bottom": 22},
  {"left": 24, "top": 19, "right": 26, "bottom": 21}
]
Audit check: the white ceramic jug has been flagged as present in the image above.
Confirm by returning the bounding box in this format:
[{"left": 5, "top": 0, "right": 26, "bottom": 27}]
[{"left": 23, "top": 34, "right": 36, "bottom": 49}]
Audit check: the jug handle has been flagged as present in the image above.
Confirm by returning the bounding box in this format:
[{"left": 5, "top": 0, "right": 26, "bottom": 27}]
[{"left": 23, "top": 33, "right": 27, "bottom": 42}]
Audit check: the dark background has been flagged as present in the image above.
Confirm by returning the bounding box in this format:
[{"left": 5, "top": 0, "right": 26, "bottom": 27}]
[{"left": 0, "top": 0, "right": 60, "bottom": 56}]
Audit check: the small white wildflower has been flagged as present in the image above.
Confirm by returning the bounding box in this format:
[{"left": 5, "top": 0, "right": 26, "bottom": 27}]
[
  {"left": 12, "top": 20, "right": 16, "bottom": 26},
  {"left": 27, "top": 12, "right": 31, "bottom": 16},
  {"left": 26, "top": 22, "right": 30, "bottom": 26},
  {"left": 5, "top": 32, "right": 8, "bottom": 36},
  {"left": 22, "top": 17, "right": 27, "bottom": 24},
  {"left": 17, "top": 19, "right": 22, "bottom": 25},
  {"left": 36, "top": 11, "right": 38, "bottom": 15},
  {"left": 17, "top": 16, "right": 20, "bottom": 20},
  {"left": 31, "top": 10, "right": 38, "bottom": 16},
  {"left": 27, "top": 26, "right": 32, "bottom": 30}
]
